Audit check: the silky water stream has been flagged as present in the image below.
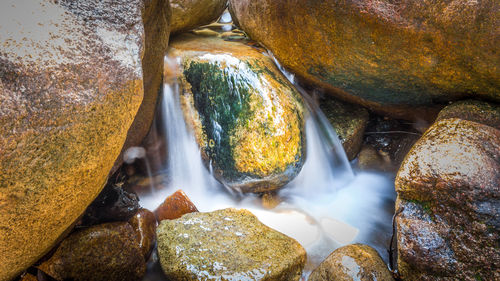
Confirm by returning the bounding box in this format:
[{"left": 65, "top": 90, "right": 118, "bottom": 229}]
[{"left": 135, "top": 56, "right": 397, "bottom": 280}]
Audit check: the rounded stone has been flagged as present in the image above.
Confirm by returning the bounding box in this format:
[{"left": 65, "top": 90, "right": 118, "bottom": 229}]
[
  {"left": 170, "top": 0, "right": 227, "bottom": 33},
  {"left": 396, "top": 118, "right": 500, "bottom": 280},
  {"left": 437, "top": 99, "right": 500, "bottom": 130},
  {"left": 38, "top": 222, "right": 146, "bottom": 281},
  {"left": 169, "top": 33, "right": 306, "bottom": 192},
  {"left": 308, "top": 244, "right": 393, "bottom": 281},
  {"left": 156, "top": 208, "right": 306, "bottom": 280}
]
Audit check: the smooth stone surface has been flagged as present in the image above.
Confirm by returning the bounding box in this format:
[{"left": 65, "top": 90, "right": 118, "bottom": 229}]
[
  {"left": 169, "top": 34, "right": 306, "bottom": 192},
  {"left": 156, "top": 208, "right": 306, "bottom": 280},
  {"left": 129, "top": 208, "right": 157, "bottom": 260},
  {"left": 319, "top": 97, "right": 369, "bottom": 160},
  {"left": 229, "top": 0, "right": 499, "bottom": 120},
  {"left": 395, "top": 118, "right": 500, "bottom": 280},
  {"left": 38, "top": 222, "right": 146, "bottom": 281},
  {"left": 155, "top": 189, "right": 198, "bottom": 221},
  {"left": 308, "top": 244, "right": 393, "bottom": 281},
  {"left": 437, "top": 99, "right": 500, "bottom": 130},
  {"left": 0, "top": 1, "right": 147, "bottom": 279},
  {"left": 171, "top": 0, "right": 227, "bottom": 33}
]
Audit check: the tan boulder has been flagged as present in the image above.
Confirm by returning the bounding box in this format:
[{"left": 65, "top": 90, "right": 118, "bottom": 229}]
[
  {"left": 0, "top": 0, "right": 167, "bottom": 279},
  {"left": 437, "top": 99, "right": 500, "bottom": 130},
  {"left": 229, "top": 0, "right": 499, "bottom": 120},
  {"left": 395, "top": 119, "right": 500, "bottom": 280},
  {"left": 171, "top": 0, "right": 227, "bottom": 33},
  {"left": 156, "top": 208, "right": 306, "bottom": 280}
]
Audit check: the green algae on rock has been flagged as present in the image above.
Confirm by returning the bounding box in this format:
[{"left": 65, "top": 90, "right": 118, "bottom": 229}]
[
  {"left": 169, "top": 34, "right": 306, "bottom": 192},
  {"left": 319, "top": 97, "right": 369, "bottom": 160},
  {"left": 229, "top": 0, "right": 499, "bottom": 120},
  {"left": 38, "top": 222, "right": 146, "bottom": 281},
  {"left": 395, "top": 118, "right": 500, "bottom": 280},
  {"left": 308, "top": 244, "right": 393, "bottom": 281},
  {"left": 156, "top": 208, "right": 306, "bottom": 280}
]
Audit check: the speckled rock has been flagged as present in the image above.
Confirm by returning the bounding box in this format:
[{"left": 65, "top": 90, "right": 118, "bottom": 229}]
[
  {"left": 395, "top": 118, "right": 500, "bottom": 280},
  {"left": 356, "top": 145, "right": 392, "bottom": 172},
  {"left": 308, "top": 244, "right": 393, "bottom": 281},
  {"left": 38, "top": 222, "right": 146, "bottom": 281},
  {"left": 437, "top": 99, "right": 500, "bottom": 130},
  {"left": 229, "top": 0, "right": 499, "bottom": 120},
  {"left": 156, "top": 208, "right": 306, "bottom": 280},
  {"left": 170, "top": 34, "right": 306, "bottom": 193},
  {"left": 319, "top": 97, "right": 369, "bottom": 160},
  {"left": 171, "top": 0, "right": 227, "bottom": 33},
  {"left": 129, "top": 208, "right": 157, "bottom": 260},
  {"left": 0, "top": 0, "right": 151, "bottom": 279}
]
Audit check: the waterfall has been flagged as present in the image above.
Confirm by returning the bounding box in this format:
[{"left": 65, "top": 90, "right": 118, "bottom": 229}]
[{"left": 137, "top": 55, "right": 395, "bottom": 277}]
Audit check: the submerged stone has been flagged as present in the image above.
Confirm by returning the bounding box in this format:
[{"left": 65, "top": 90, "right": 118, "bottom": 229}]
[
  {"left": 395, "top": 119, "right": 500, "bottom": 280},
  {"left": 169, "top": 34, "right": 306, "bottom": 193},
  {"left": 156, "top": 208, "right": 306, "bottom": 280},
  {"left": 308, "top": 244, "right": 393, "bottom": 281},
  {"left": 229, "top": 0, "right": 499, "bottom": 120},
  {"left": 38, "top": 222, "right": 146, "bottom": 281}
]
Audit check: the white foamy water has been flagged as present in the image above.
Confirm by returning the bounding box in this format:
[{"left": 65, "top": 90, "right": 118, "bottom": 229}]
[{"left": 137, "top": 56, "right": 395, "bottom": 278}]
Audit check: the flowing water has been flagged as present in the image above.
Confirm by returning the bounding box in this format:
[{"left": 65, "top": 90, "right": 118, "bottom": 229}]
[{"left": 136, "top": 56, "right": 396, "bottom": 279}]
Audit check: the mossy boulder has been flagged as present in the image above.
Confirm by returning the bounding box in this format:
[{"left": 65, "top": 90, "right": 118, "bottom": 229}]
[
  {"left": 156, "top": 208, "right": 306, "bottom": 280},
  {"left": 437, "top": 99, "right": 500, "bottom": 130},
  {"left": 308, "top": 244, "right": 393, "bottom": 281},
  {"left": 319, "top": 98, "right": 369, "bottom": 160},
  {"left": 171, "top": 0, "right": 227, "bottom": 33},
  {"left": 169, "top": 34, "right": 306, "bottom": 192},
  {"left": 0, "top": 0, "right": 157, "bottom": 279},
  {"left": 38, "top": 222, "right": 146, "bottom": 281},
  {"left": 229, "top": 0, "right": 499, "bottom": 120},
  {"left": 395, "top": 119, "right": 500, "bottom": 280}
]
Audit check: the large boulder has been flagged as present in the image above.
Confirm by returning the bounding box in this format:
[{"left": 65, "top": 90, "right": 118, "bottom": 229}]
[
  {"left": 156, "top": 208, "right": 306, "bottom": 280},
  {"left": 171, "top": 0, "right": 227, "bottom": 33},
  {"left": 308, "top": 244, "right": 393, "bottom": 281},
  {"left": 395, "top": 118, "right": 500, "bottom": 280},
  {"left": 0, "top": 0, "right": 167, "bottom": 279},
  {"left": 169, "top": 33, "right": 306, "bottom": 193},
  {"left": 229, "top": 0, "right": 500, "bottom": 120}
]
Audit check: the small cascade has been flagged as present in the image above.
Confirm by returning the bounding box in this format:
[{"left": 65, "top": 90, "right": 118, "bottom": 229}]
[{"left": 137, "top": 54, "right": 395, "bottom": 278}]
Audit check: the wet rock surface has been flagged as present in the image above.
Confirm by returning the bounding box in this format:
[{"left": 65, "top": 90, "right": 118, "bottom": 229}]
[
  {"left": 308, "top": 244, "right": 393, "bottom": 281},
  {"left": 38, "top": 222, "right": 146, "bottom": 281},
  {"left": 395, "top": 118, "right": 500, "bottom": 280},
  {"left": 361, "top": 116, "right": 422, "bottom": 171},
  {"left": 229, "top": 0, "right": 499, "bottom": 119},
  {"left": 129, "top": 208, "right": 157, "bottom": 260},
  {"left": 171, "top": 0, "right": 227, "bottom": 33},
  {"left": 437, "top": 99, "right": 500, "bottom": 130},
  {"left": 155, "top": 189, "right": 198, "bottom": 221},
  {"left": 319, "top": 97, "right": 369, "bottom": 160},
  {"left": 81, "top": 176, "right": 140, "bottom": 225},
  {"left": 156, "top": 208, "right": 306, "bottom": 280},
  {"left": 0, "top": 0, "right": 146, "bottom": 279},
  {"left": 169, "top": 33, "right": 306, "bottom": 192}
]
